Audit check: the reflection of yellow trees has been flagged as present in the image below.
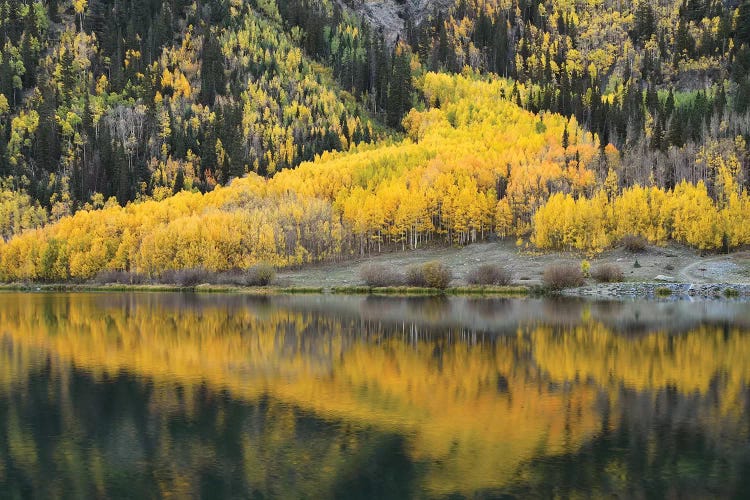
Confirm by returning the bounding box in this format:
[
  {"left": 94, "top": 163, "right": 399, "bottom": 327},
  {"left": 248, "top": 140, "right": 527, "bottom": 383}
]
[
  {"left": 3, "top": 295, "right": 750, "bottom": 494},
  {"left": 0, "top": 294, "right": 600, "bottom": 494},
  {"left": 532, "top": 323, "right": 750, "bottom": 416},
  {"left": 327, "top": 338, "right": 599, "bottom": 494},
  {"left": 0, "top": 343, "right": 370, "bottom": 498}
]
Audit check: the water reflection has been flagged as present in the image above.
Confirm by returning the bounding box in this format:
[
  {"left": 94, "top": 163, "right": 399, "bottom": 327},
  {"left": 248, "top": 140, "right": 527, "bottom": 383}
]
[{"left": 0, "top": 293, "right": 749, "bottom": 497}]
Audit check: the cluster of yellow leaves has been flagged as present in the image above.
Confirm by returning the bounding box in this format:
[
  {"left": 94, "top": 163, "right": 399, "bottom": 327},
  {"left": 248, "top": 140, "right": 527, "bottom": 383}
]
[
  {"left": 533, "top": 177, "right": 750, "bottom": 252},
  {"left": 0, "top": 188, "right": 48, "bottom": 242},
  {"left": 160, "top": 67, "right": 191, "bottom": 99},
  {"left": 0, "top": 177, "right": 343, "bottom": 280}
]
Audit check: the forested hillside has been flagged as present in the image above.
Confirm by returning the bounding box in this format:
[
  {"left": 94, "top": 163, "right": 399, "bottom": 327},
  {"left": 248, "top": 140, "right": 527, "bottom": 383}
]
[
  {"left": 1, "top": 0, "right": 750, "bottom": 279},
  {"left": 0, "top": 0, "right": 383, "bottom": 211}
]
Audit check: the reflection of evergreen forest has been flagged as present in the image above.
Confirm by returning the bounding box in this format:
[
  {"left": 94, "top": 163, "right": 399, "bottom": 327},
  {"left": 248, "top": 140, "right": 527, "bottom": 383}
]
[{"left": 1, "top": 293, "right": 749, "bottom": 496}]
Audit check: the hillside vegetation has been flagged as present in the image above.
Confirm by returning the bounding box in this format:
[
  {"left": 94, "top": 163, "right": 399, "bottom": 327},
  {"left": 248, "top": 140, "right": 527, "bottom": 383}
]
[
  {"left": 0, "top": 74, "right": 599, "bottom": 279},
  {"left": 1, "top": 0, "right": 750, "bottom": 279}
]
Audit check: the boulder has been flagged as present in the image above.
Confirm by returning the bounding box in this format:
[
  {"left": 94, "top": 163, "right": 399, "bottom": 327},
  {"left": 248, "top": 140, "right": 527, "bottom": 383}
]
[{"left": 654, "top": 275, "right": 677, "bottom": 282}]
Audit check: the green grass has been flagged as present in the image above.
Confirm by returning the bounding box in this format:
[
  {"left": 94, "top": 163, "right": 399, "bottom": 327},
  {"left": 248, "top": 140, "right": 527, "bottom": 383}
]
[
  {"left": 332, "top": 286, "right": 438, "bottom": 295},
  {"left": 724, "top": 288, "right": 740, "bottom": 298},
  {"left": 0, "top": 283, "right": 324, "bottom": 295},
  {"left": 331, "top": 285, "right": 530, "bottom": 296},
  {"left": 655, "top": 287, "right": 673, "bottom": 297},
  {"left": 0, "top": 283, "right": 185, "bottom": 292},
  {"left": 1, "top": 282, "right": 534, "bottom": 297},
  {"left": 446, "top": 286, "right": 530, "bottom": 296}
]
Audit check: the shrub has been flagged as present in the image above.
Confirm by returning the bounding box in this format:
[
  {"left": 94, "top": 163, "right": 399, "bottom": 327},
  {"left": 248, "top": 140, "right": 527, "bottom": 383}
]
[
  {"left": 210, "top": 264, "right": 275, "bottom": 286},
  {"left": 543, "top": 264, "right": 585, "bottom": 290},
  {"left": 591, "top": 263, "right": 624, "bottom": 283},
  {"left": 466, "top": 264, "right": 512, "bottom": 285},
  {"left": 580, "top": 260, "right": 591, "bottom": 277},
  {"left": 421, "top": 261, "right": 453, "bottom": 289},
  {"left": 621, "top": 234, "right": 647, "bottom": 253},
  {"left": 246, "top": 263, "right": 276, "bottom": 286},
  {"left": 404, "top": 261, "right": 452, "bottom": 289},
  {"left": 158, "top": 268, "right": 211, "bottom": 287},
  {"left": 405, "top": 265, "right": 427, "bottom": 287},
  {"left": 359, "top": 263, "right": 404, "bottom": 287},
  {"left": 212, "top": 270, "right": 243, "bottom": 286},
  {"left": 655, "top": 287, "right": 673, "bottom": 297}
]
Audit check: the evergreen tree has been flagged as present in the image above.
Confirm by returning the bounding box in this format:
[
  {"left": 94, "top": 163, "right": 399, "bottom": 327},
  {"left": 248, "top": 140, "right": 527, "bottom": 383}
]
[
  {"left": 48, "top": 0, "right": 60, "bottom": 23},
  {"left": 386, "top": 45, "right": 413, "bottom": 129},
  {"left": 665, "top": 88, "right": 675, "bottom": 116},
  {"left": 173, "top": 167, "right": 185, "bottom": 194},
  {"left": 674, "top": 19, "right": 694, "bottom": 64},
  {"left": 651, "top": 117, "right": 664, "bottom": 151},
  {"left": 35, "top": 84, "right": 60, "bottom": 174},
  {"left": 667, "top": 113, "right": 683, "bottom": 147},
  {"left": 199, "top": 30, "right": 226, "bottom": 106},
  {"left": 0, "top": 52, "right": 13, "bottom": 108},
  {"left": 58, "top": 47, "right": 77, "bottom": 106},
  {"left": 633, "top": 2, "right": 656, "bottom": 45},
  {"left": 737, "top": 0, "right": 750, "bottom": 47}
]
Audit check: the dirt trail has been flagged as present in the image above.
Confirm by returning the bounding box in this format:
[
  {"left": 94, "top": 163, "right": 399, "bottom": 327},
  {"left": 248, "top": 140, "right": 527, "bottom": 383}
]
[{"left": 679, "top": 254, "right": 750, "bottom": 283}]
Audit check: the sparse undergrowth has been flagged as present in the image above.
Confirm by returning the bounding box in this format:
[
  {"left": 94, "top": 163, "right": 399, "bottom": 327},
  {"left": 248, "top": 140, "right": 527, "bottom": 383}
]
[
  {"left": 592, "top": 264, "right": 624, "bottom": 283},
  {"left": 92, "top": 264, "right": 277, "bottom": 287},
  {"left": 359, "top": 263, "right": 406, "bottom": 287},
  {"left": 331, "top": 285, "right": 529, "bottom": 296},
  {"left": 543, "top": 264, "right": 585, "bottom": 291},
  {"left": 466, "top": 264, "right": 512, "bottom": 286},
  {"left": 360, "top": 261, "right": 454, "bottom": 290},
  {"left": 621, "top": 235, "right": 648, "bottom": 253},
  {"left": 655, "top": 287, "right": 673, "bottom": 297}
]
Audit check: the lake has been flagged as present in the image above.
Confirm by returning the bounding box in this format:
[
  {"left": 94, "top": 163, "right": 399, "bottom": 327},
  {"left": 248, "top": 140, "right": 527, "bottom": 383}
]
[{"left": 1, "top": 292, "right": 749, "bottom": 498}]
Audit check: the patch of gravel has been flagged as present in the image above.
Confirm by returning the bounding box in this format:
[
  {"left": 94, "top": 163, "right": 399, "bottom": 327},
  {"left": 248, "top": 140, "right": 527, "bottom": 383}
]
[
  {"left": 276, "top": 240, "right": 750, "bottom": 290},
  {"left": 564, "top": 282, "right": 750, "bottom": 300}
]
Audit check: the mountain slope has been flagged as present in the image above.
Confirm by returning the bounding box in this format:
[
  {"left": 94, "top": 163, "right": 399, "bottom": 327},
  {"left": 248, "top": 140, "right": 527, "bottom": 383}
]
[
  {"left": 0, "top": 0, "right": 380, "bottom": 213},
  {"left": 0, "top": 74, "right": 600, "bottom": 279},
  {"left": 2, "top": 0, "right": 750, "bottom": 274}
]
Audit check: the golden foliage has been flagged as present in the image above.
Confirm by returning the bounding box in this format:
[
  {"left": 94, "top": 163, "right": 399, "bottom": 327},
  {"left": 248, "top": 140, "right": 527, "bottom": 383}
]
[
  {"left": 1, "top": 294, "right": 749, "bottom": 494},
  {"left": 0, "top": 73, "right": 600, "bottom": 280},
  {"left": 533, "top": 177, "right": 750, "bottom": 252}
]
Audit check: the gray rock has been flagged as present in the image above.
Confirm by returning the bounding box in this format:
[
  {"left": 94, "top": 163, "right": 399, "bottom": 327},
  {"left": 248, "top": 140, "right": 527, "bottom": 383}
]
[
  {"left": 338, "top": 0, "right": 455, "bottom": 44},
  {"left": 654, "top": 275, "right": 677, "bottom": 282}
]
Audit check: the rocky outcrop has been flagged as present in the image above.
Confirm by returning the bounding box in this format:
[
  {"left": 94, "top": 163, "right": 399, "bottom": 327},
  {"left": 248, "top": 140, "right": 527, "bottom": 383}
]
[{"left": 338, "top": 0, "right": 454, "bottom": 44}]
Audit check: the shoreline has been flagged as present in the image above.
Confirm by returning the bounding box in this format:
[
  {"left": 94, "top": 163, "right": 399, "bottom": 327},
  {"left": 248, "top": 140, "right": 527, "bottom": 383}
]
[
  {"left": 2, "top": 242, "right": 749, "bottom": 299},
  {"left": 1, "top": 281, "right": 749, "bottom": 300},
  {"left": 0, "top": 283, "right": 531, "bottom": 297},
  {"left": 563, "top": 282, "right": 750, "bottom": 300}
]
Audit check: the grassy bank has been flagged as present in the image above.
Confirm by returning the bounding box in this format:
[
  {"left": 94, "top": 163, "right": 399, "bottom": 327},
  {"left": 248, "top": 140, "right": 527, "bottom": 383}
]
[
  {"left": 0, "top": 283, "right": 325, "bottom": 295},
  {"left": 0, "top": 282, "right": 530, "bottom": 297},
  {"left": 331, "top": 285, "right": 530, "bottom": 296}
]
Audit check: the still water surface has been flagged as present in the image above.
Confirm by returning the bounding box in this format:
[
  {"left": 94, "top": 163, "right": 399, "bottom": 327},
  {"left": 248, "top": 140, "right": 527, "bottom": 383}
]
[{"left": 1, "top": 293, "right": 750, "bottom": 498}]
